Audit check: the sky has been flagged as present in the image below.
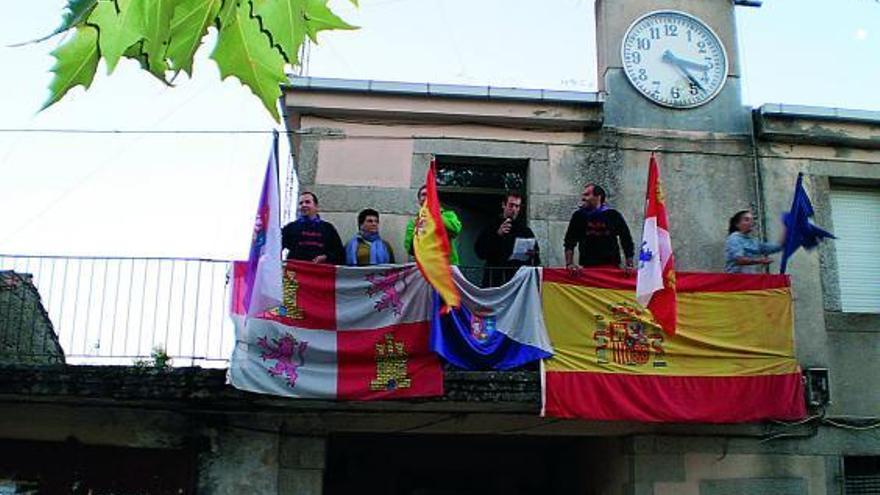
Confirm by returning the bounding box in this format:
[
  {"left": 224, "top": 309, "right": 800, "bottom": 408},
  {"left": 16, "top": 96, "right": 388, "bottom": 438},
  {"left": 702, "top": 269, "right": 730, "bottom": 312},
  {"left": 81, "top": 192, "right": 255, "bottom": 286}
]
[{"left": 1, "top": 0, "right": 878, "bottom": 261}]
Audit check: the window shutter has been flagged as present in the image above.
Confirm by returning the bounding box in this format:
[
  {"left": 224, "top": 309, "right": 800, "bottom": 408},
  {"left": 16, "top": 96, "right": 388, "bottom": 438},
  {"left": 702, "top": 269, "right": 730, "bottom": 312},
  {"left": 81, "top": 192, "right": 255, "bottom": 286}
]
[
  {"left": 845, "top": 456, "right": 880, "bottom": 495},
  {"left": 830, "top": 188, "right": 880, "bottom": 313}
]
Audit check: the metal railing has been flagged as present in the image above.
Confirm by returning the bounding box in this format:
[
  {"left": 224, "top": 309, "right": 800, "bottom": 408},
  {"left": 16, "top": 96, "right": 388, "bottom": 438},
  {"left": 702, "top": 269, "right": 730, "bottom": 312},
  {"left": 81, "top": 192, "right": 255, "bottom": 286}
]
[
  {"left": 0, "top": 254, "right": 532, "bottom": 367},
  {"left": 0, "top": 254, "right": 235, "bottom": 367}
]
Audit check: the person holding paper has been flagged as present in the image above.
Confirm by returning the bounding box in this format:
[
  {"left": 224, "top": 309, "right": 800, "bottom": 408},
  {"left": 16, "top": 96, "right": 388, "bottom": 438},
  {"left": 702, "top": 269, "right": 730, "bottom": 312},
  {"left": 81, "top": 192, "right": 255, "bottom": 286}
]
[{"left": 475, "top": 192, "right": 541, "bottom": 287}]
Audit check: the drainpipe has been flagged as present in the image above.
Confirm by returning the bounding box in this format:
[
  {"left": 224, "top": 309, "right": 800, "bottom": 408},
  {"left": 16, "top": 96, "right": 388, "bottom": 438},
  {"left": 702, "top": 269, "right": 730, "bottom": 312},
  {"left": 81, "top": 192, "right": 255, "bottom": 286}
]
[{"left": 750, "top": 108, "right": 767, "bottom": 241}]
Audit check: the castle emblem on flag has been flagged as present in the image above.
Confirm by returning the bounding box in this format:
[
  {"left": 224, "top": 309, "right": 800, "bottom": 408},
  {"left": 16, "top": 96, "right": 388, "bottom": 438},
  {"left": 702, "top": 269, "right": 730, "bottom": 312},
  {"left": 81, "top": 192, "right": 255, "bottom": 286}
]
[
  {"left": 365, "top": 268, "right": 407, "bottom": 316},
  {"left": 257, "top": 333, "right": 308, "bottom": 388},
  {"left": 592, "top": 303, "right": 666, "bottom": 368},
  {"left": 370, "top": 333, "right": 412, "bottom": 391},
  {"left": 275, "top": 268, "right": 304, "bottom": 319},
  {"left": 469, "top": 314, "right": 496, "bottom": 344}
]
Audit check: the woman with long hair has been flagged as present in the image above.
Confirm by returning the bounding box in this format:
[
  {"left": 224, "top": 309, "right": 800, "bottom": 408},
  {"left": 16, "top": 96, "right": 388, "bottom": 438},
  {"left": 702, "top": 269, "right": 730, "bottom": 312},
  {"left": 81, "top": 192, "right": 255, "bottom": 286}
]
[{"left": 724, "top": 210, "right": 784, "bottom": 273}]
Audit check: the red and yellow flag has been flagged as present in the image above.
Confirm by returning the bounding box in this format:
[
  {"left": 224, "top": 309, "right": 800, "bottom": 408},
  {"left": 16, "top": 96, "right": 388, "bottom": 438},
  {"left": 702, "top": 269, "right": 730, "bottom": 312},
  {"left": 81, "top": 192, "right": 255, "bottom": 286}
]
[
  {"left": 542, "top": 268, "right": 806, "bottom": 423},
  {"left": 635, "top": 153, "right": 677, "bottom": 335},
  {"left": 413, "top": 158, "right": 460, "bottom": 309}
]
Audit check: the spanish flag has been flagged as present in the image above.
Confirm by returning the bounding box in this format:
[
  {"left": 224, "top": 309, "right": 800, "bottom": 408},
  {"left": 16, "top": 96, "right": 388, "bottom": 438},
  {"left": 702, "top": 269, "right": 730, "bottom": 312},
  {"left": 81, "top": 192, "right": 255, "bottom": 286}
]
[
  {"left": 542, "top": 269, "right": 806, "bottom": 423},
  {"left": 414, "top": 159, "right": 460, "bottom": 309}
]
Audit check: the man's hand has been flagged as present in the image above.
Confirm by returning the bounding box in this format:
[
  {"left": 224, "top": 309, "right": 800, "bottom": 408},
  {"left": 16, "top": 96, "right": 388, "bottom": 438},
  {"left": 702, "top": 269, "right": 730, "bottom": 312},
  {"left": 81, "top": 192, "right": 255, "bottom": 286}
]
[
  {"left": 566, "top": 263, "right": 581, "bottom": 277},
  {"left": 312, "top": 254, "right": 328, "bottom": 264},
  {"left": 497, "top": 218, "right": 512, "bottom": 236},
  {"left": 623, "top": 258, "right": 635, "bottom": 277}
]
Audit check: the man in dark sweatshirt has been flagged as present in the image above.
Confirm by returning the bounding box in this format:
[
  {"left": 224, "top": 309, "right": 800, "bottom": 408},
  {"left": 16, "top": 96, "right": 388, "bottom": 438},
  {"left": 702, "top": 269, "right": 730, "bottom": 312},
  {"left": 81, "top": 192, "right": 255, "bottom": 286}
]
[
  {"left": 282, "top": 191, "right": 344, "bottom": 264},
  {"left": 475, "top": 193, "right": 540, "bottom": 287},
  {"left": 563, "top": 183, "right": 634, "bottom": 273}
]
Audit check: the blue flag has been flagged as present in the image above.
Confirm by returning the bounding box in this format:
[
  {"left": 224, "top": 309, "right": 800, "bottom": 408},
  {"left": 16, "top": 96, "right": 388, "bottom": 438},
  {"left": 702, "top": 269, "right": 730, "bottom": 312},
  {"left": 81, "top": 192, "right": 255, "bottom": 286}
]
[
  {"left": 429, "top": 267, "right": 552, "bottom": 370},
  {"left": 780, "top": 173, "right": 835, "bottom": 274}
]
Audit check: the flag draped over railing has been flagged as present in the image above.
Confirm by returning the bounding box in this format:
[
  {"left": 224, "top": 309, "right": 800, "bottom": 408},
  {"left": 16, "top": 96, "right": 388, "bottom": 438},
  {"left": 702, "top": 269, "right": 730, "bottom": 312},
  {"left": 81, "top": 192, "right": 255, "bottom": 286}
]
[
  {"left": 636, "top": 153, "right": 677, "bottom": 335},
  {"left": 229, "top": 262, "right": 442, "bottom": 399},
  {"left": 542, "top": 268, "right": 806, "bottom": 423},
  {"left": 429, "top": 266, "right": 552, "bottom": 370},
  {"left": 413, "top": 158, "right": 460, "bottom": 309},
  {"left": 242, "top": 130, "right": 283, "bottom": 318},
  {"left": 780, "top": 173, "right": 835, "bottom": 274}
]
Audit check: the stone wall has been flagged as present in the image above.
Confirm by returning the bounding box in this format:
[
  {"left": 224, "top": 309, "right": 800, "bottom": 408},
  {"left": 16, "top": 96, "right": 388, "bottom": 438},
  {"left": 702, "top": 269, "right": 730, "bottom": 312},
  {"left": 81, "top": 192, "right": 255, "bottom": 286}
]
[{"left": 0, "top": 271, "right": 64, "bottom": 365}]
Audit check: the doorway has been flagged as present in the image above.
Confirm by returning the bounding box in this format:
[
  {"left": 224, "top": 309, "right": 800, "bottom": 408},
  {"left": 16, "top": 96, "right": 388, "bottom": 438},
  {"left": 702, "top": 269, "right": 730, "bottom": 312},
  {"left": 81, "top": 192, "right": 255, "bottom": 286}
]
[{"left": 435, "top": 156, "right": 528, "bottom": 285}]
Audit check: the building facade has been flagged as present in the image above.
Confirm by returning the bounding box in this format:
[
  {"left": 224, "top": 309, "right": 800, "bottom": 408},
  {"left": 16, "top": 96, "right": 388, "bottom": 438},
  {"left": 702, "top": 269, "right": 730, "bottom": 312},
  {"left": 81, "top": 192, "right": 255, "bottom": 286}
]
[{"left": 0, "top": 0, "right": 878, "bottom": 493}]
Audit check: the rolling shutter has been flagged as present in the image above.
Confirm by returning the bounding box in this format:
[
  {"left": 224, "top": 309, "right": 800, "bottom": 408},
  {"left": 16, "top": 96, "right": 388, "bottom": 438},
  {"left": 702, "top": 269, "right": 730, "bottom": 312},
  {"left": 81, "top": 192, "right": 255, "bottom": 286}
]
[{"left": 830, "top": 187, "right": 880, "bottom": 313}]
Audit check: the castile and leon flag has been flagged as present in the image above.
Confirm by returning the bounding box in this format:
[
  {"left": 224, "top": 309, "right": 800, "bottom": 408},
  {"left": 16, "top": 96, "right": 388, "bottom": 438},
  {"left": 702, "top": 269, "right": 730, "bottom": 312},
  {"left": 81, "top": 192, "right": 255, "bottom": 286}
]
[
  {"left": 636, "top": 152, "right": 677, "bottom": 335},
  {"left": 229, "top": 261, "right": 443, "bottom": 400}
]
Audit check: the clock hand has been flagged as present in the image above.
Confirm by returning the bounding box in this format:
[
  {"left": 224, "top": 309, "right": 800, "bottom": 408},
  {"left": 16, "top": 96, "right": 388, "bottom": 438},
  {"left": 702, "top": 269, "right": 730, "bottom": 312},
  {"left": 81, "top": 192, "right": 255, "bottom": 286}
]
[
  {"left": 662, "top": 50, "right": 710, "bottom": 72},
  {"left": 661, "top": 50, "right": 705, "bottom": 92},
  {"left": 681, "top": 66, "right": 705, "bottom": 92}
]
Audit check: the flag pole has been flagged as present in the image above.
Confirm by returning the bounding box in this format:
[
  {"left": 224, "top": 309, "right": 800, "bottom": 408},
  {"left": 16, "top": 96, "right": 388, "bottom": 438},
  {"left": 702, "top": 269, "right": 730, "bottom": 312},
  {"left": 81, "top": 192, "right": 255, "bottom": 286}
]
[{"left": 273, "top": 129, "right": 280, "bottom": 208}]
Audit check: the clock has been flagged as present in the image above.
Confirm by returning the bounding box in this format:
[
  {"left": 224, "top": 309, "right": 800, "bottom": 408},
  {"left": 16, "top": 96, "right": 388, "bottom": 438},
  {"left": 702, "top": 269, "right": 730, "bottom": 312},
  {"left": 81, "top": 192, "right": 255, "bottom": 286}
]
[{"left": 621, "top": 10, "right": 728, "bottom": 109}]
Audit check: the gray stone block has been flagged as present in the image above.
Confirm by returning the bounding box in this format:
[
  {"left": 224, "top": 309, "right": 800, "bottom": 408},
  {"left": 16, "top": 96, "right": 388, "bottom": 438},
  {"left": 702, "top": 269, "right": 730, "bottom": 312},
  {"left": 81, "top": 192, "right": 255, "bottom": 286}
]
[
  {"left": 603, "top": 70, "right": 750, "bottom": 134},
  {"left": 413, "top": 139, "right": 549, "bottom": 160},
  {"left": 410, "top": 154, "right": 432, "bottom": 188},
  {"left": 278, "top": 468, "right": 324, "bottom": 495},
  {"left": 623, "top": 482, "right": 655, "bottom": 495},
  {"left": 528, "top": 159, "right": 551, "bottom": 195},
  {"left": 280, "top": 436, "right": 326, "bottom": 470},
  {"left": 529, "top": 194, "right": 581, "bottom": 221},
  {"left": 296, "top": 137, "right": 322, "bottom": 186},
  {"left": 631, "top": 454, "right": 686, "bottom": 483},
  {"left": 699, "top": 477, "right": 807, "bottom": 495}
]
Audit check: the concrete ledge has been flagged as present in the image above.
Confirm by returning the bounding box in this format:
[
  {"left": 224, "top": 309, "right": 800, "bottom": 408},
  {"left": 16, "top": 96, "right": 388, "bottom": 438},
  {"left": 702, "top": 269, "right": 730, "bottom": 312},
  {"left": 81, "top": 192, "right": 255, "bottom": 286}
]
[
  {"left": 287, "top": 76, "right": 603, "bottom": 105},
  {"left": 285, "top": 77, "right": 603, "bottom": 131},
  {"left": 824, "top": 311, "right": 880, "bottom": 333},
  {"left": 0, "top": 365, "right": 540, "bottom": 412},
  {"left": 755, "top": 104, "right": 880, "bottom": 150}
]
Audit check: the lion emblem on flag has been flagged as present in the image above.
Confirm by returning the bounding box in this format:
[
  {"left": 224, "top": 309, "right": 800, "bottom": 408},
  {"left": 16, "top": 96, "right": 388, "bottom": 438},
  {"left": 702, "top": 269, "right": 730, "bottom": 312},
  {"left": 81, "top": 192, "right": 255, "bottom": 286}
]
[
  {"left": 365, "top": 268, "right": 408, "bottom": 316},
  {"left": 257, "top": 333, "right": 308, "bottom": 388}
]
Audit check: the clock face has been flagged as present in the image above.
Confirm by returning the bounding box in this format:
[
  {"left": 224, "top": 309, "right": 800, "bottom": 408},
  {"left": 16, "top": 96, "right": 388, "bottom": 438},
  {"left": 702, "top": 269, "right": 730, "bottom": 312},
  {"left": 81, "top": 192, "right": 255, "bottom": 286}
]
[{"left": 621, "top": 10, "right": 728, "bottom": 109}]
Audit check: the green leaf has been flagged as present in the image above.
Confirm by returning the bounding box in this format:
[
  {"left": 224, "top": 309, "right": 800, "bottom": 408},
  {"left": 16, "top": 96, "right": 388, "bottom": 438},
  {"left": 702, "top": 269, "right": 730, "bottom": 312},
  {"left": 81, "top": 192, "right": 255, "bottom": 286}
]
[
  {"left": 23, "top": 0, "right": 99, "bottom": 45},
  {"left": 42, "top": 25, "right": 100, "bottom": 110},
  {"left": 211, "top": 0, "right": 287, "bottom": 121},
  {"left": 216, "top": 0, "right": 240, "bottom": 30},
  {"left": 252, "top": 0, "right": 308, "bottom": 64},
  {"left": 123, "top": 39, "right": 149, "bottom": 67},
  {"left": 141, "top": 0, "right": 176, "bottom": 78},
  {"left": 303, "top": 0, "right": 357, "bottom": 42},
  {"left": 166, "top": 0, "right": 223, "bottom": 75},
  {"left": 87, "top": 0, "right": 145, "bottom": 73},
  {"left": 59, "top": 0, "right": 100, "bottom": 31}
]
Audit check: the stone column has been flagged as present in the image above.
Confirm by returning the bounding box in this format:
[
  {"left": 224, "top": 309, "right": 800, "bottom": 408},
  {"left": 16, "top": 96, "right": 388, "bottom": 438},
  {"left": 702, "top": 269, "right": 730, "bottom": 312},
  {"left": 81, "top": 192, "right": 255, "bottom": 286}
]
[{"left": 278, "top": 436, "right": 327, "bottom": 495}]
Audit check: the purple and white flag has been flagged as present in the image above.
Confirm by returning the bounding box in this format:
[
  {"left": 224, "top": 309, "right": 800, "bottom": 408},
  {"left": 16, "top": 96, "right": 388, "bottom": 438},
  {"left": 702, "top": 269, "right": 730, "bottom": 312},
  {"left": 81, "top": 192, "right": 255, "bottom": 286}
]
[{"left": 242, "top": 131, "right": 284, "bottom": 318}]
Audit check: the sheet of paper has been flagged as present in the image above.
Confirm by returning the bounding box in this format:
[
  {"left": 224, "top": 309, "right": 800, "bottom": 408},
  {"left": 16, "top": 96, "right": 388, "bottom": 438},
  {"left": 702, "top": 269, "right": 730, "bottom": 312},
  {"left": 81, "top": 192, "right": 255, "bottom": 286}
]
[{"left": 509, "top": 237, "right": 536, "bottom": 262}]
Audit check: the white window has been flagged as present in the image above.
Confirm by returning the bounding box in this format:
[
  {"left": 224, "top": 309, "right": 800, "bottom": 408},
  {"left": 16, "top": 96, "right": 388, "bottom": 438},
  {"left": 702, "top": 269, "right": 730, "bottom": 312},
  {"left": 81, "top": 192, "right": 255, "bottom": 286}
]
[{"left": 830, "top": 187, "right": 880, "bottom": 313}]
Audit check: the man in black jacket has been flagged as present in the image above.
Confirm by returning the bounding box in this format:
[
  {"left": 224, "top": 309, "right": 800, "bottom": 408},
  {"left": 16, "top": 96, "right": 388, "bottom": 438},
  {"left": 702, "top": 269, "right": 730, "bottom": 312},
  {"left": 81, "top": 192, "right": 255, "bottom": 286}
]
[
  {"left": 563, "top": 183, "right": 634, "bottom": 273},
  {"left": 282, "top": 191, "right": 344, "bottom": 264},
  {"left": 475, "top": 193, "right": 540, "bottom": 287}
]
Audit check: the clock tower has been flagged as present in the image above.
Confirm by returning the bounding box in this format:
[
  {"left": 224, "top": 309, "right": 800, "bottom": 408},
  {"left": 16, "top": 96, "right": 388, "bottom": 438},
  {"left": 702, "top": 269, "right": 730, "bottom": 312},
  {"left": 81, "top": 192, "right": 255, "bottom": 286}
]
[{"left": 596, "top": 0, "right": 751, "bottom": 133}]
